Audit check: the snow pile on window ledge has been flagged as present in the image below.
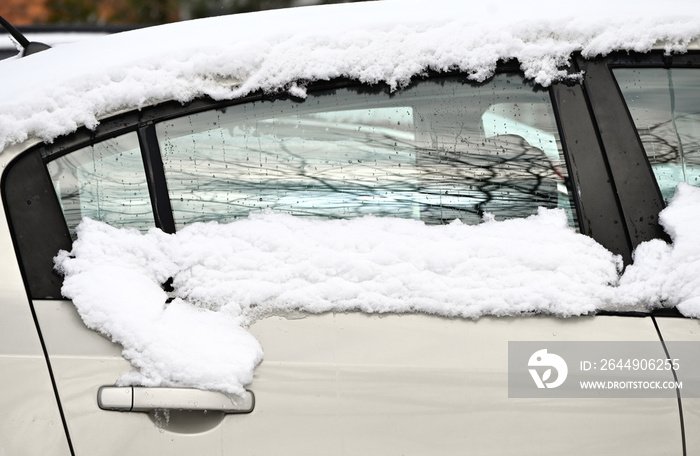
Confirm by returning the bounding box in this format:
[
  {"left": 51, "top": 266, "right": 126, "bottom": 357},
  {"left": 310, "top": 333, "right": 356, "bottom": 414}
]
[
  {"left": 616, "top": 183, "right": 700, "bottom": 316},
  {"left": 1, "top": 0, "right": 700, "bottom": 152},
  {"left": 54, "top": 184, "right": 700, "bottom": 394},
  {"left": 55, "top": 207, "right": 620, "bottom": 394}
]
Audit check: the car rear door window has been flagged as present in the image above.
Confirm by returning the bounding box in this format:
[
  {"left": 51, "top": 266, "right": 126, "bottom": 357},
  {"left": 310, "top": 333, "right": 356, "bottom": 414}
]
[
  {"left": 613, "top": 68, "right": 700, "bottom": 203},
  {"left": 157, "top": 74, "right": 577, "bottom": 229},
  {"left": 46, "top": 132, "right": 155, "bottom": 238}
]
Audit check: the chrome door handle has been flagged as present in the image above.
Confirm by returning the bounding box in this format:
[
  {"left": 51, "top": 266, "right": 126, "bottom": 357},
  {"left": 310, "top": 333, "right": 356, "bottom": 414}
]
[{"left": 98, "top": 386, "right": 254, "bottom": 413}]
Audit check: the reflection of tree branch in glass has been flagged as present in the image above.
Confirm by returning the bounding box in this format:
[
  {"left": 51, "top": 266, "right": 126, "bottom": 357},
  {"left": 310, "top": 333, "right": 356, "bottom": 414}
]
[
  {"left": 46, "top": 74, "right": 577, "bottom": 239},
  {"left": 614, "top": 68, "right": 700, "bottom": 204},
  {"left": 149, "top": 74, "right": 576, "bottom": 230}
]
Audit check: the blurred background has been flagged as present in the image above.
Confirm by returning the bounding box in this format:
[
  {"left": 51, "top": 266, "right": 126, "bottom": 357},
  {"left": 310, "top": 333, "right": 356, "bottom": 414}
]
[
  {"left": 4, "top": 0, "right": 369, "bottom": 25},
  {"left": 1, "top": 0, "right": 371, "bottom": 59}
]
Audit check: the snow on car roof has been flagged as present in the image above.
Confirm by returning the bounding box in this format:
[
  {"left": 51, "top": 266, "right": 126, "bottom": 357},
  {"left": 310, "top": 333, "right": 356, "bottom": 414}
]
[{"left": 1, "top": 0, "right": 700, "bottom": 152}]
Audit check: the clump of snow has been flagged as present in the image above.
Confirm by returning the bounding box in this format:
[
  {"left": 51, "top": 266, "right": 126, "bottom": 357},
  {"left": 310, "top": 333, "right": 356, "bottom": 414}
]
[
  {"left": 616, "top": 183, "right": 700, "bottom": 317},
  {"left": 55, "top": 207, "right": 624, "bottom": 394},
  {"left": 1, "top": 0, "right": 700, "bottom": 152},
  {"left": 54, "top": 222, "right": 263, "bottom": 395}
]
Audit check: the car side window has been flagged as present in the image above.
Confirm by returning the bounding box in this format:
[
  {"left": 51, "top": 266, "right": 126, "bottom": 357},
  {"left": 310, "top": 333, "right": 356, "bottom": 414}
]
[
  {"left": 157, "top": 74, "right": 577, "bottom": 229},
  {"left": 613, "top": 68, "right": 700, "bottom": 203},
  {"left": 46, "top": 132, "right": 155, "bottom": 238}
]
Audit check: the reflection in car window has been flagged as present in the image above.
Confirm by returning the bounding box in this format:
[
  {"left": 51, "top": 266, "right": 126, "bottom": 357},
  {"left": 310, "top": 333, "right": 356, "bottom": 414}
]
[
  {"left": 157, "top": 74, "right": 577, "bottom": 229},
  {"left": 614, "top": 68, "right": 700, "bottom": 203},
  {"left": 47, "top": 132, "right": 154, "bottom": 238}
]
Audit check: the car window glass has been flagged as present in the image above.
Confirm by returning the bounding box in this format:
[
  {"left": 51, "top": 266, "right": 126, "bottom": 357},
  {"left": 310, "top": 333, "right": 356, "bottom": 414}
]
[
  {"left": 157, "top": 75, "right": 577, "bottom": 229},
  {"left": 614, "top": 68, "right": 700, "bottom": 203},
  {"left": 46, "top": 132, "right": 154, "bottom": 238}
]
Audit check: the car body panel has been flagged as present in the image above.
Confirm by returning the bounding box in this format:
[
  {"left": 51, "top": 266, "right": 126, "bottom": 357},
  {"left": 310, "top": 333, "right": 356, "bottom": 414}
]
[
  {"left": 34, "top": 298, "right": 680, "bottom": 455},
  {"left": 654, "top": 317, "right": 700, "bottom": 456},
  {"left": 0, "top": 161, "right": 71, "bottom": 455}
]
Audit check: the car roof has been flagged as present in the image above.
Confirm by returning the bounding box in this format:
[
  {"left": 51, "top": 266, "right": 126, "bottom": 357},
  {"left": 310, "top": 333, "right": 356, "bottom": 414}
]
[{"left": 0, "top": 0, "right": 699, "bottom": 153}]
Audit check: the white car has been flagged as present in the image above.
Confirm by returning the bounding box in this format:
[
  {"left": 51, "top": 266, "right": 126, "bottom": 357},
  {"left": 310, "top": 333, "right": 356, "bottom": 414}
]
[{"left": 1, "top": 1, "right": 700, "bottom": 454}]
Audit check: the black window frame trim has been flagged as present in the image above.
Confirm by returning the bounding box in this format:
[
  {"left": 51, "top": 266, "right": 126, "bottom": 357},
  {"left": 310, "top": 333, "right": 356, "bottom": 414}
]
[{"left": 574, "top": 50, "right": 700, "bottom": 257}]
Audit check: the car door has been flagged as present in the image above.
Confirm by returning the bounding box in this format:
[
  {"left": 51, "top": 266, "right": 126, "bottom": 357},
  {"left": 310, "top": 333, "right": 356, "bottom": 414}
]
[
  {"left": 590, "top": 51, "right": 700, "bottom": 456},
  {"left": 1, "top": 69, "right": 683, "bottom": 455}
]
